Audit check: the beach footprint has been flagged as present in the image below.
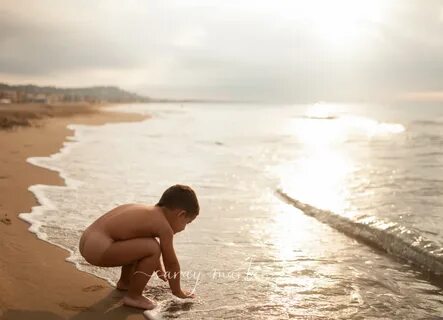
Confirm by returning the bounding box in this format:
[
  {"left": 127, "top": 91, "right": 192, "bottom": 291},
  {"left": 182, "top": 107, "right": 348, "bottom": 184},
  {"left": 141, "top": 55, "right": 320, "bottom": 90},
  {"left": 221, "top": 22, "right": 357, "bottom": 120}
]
[
  {"left": 58, "top": 302, "right": 91, "bottom": 312},
  {"left": 0, "top": 214, "right": 11, "bottom": 225},
  {"left": 82, "top": 284, "right": 106, "bottom": 292}
]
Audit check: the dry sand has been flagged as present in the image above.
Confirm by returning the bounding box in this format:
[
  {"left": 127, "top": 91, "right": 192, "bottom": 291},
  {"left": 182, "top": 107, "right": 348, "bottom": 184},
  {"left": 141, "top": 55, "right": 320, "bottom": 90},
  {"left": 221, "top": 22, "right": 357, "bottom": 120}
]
[{"left": 0, "top": 104, "right": 150, "bottom": 320}]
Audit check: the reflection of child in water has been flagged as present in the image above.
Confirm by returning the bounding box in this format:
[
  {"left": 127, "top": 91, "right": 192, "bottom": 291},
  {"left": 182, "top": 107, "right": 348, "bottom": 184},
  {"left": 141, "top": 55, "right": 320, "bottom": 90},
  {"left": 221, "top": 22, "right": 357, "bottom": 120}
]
[{"left": 79, "top": 184, "right": 199, "bottom": 309}]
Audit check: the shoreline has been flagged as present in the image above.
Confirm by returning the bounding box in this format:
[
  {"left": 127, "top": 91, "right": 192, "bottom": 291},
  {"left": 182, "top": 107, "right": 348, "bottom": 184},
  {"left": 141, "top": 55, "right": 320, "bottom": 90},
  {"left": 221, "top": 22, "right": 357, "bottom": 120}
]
[{"left": 0, "top": 104, "right": 149, "bottom": 319}]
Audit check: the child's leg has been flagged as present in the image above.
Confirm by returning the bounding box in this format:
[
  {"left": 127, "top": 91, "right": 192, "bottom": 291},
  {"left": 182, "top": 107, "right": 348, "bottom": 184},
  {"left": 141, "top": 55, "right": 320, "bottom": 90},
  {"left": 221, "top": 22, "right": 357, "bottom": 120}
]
[
  {"left": 117, "top": 258, "right": 164, "bottom": 290},
  {"left": 98, "top": 237, "right": 161, "bottom": 309},
  {"left": 126, "top": 252, "right": 160, "bottom": 301},
  {"left": 116, "top": 263, "right": 136, "bottom": 290}
]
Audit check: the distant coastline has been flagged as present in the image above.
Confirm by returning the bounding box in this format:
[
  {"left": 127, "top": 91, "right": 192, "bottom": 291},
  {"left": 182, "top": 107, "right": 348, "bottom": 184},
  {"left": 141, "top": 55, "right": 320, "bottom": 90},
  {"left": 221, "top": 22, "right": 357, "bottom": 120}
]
[
  {"left": 0, "top": 82, "right": 238, "bottom": 106},
  {"left": 0, "top": 83, "right": 149, "bottom": 104}
]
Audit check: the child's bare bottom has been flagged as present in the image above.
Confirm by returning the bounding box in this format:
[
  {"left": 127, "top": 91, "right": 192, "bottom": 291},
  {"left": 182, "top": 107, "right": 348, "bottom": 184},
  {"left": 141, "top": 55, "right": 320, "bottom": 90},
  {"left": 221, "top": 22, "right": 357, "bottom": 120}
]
[{"left": 79, "top": 227, "right": 161, "bottom": 310}]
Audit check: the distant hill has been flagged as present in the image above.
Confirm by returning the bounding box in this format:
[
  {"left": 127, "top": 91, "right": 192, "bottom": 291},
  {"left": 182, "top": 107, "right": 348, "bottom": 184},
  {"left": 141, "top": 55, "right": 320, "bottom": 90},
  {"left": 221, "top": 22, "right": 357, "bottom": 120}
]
[{"left": 0, "top": 83, "right": 149, "bottom": 103}]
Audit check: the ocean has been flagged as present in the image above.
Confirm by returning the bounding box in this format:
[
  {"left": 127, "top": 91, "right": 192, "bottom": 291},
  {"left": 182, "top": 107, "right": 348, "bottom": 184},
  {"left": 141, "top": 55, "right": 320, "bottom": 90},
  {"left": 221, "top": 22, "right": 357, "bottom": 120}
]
[{"left": 20, "top": 102, "right": 443, "bottom": 319}]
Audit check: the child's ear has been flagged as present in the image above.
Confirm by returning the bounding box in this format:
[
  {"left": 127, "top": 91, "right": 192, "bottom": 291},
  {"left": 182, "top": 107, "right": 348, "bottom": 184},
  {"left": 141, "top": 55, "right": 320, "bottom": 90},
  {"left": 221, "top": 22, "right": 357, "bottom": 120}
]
[{"left": 178, "top": 209, "right": 187, "bottom": 217}]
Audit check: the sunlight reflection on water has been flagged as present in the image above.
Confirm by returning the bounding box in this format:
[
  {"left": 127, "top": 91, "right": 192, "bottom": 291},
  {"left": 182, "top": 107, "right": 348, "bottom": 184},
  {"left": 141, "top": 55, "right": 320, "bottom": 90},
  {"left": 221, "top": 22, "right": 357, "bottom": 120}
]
[{"left": 276, "top": 104, "right": 405, "bottom": 214}]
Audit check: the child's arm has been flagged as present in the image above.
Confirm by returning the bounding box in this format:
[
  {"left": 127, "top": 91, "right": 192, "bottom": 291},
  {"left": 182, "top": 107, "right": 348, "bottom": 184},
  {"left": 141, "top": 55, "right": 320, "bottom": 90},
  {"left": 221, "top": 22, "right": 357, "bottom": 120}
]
[{"left": 159, "top": 229, "right": 194, "bottom": 298}]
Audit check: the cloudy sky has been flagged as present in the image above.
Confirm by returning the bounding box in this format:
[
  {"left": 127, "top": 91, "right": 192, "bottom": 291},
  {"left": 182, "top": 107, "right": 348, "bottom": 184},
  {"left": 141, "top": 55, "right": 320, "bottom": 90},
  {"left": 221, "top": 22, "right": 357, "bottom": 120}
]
[{"left": 1, "top": 0, "right": 442, "bottom": 102}]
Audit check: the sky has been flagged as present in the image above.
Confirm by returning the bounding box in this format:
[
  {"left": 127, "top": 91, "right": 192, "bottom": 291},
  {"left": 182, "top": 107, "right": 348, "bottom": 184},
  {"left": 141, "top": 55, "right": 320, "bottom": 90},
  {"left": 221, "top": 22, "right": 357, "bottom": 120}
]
[{"left": 0, "top": 0, "right": 442, "bottom": 102}]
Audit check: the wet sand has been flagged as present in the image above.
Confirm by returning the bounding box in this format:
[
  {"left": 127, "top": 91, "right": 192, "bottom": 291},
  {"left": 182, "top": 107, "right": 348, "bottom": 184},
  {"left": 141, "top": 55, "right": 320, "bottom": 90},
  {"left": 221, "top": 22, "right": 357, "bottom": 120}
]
[{"left": 0, "top": 104, "right": 149, "bottom": 320}]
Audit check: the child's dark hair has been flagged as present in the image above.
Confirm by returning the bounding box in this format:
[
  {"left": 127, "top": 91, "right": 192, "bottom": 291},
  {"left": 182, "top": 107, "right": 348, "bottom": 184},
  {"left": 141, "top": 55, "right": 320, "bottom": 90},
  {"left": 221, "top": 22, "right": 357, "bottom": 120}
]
[{"left": 156, "top": 184, "right": 199, "bottom": 217}]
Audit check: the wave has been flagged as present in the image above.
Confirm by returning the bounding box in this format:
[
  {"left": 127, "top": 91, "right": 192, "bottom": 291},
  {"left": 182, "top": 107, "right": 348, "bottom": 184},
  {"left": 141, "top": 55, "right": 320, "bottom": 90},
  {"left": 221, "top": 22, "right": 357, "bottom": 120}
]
[
  {"left": 412, "top": 120, "right": 443, "bottom": 127},
  {"left": 276, "top": 189, "right": 443, "bottom": 279},
  {"left": 298, "top": 115, "right": 338, "bottom": 120}
]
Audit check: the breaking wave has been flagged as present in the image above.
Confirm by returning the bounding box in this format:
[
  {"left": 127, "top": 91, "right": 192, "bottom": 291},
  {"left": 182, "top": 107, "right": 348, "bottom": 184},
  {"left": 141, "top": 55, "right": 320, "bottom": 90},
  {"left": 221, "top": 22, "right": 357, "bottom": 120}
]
[{"left": 277, "top": 189, "right": 443, "bottom": 278}]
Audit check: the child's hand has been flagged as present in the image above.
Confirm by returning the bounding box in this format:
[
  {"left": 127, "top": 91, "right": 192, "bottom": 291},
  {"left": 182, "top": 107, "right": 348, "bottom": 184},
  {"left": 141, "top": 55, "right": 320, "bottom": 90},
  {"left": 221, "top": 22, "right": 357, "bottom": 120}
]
[{"left": 173, "top": 290, "right": 195, "bottom": 299}]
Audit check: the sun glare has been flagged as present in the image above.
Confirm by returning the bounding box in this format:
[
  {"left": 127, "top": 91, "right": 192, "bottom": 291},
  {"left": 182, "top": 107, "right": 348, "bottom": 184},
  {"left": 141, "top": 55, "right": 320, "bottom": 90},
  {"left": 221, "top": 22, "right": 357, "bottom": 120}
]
[
  {"left": 276, "top": 103, "right": 404, "bottom": 213},
  {"left": 292, "top": 0, "right": 390, "bottom": 49}
]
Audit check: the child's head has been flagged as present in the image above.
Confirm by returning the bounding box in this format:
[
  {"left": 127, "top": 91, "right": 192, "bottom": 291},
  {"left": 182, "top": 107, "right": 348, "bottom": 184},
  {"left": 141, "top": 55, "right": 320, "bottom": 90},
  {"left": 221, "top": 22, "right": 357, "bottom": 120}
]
[{"left": 156, "top": 184, "right": 199, "bottom": 233}]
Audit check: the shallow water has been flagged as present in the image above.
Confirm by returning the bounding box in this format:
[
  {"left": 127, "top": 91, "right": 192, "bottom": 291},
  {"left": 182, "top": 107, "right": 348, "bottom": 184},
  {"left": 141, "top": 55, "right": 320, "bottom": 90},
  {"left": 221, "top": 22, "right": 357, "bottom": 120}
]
[{"left": 20, "top": 103, "right": 443, "bottom": 319}]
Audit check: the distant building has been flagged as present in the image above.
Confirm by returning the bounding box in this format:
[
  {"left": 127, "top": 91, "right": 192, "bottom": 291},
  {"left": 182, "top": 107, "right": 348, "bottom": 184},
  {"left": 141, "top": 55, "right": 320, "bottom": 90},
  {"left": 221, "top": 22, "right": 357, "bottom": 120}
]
[
  {"left": 0, "top": 98, "right": 11, "bottom": 104},
  {"left": 0, "top": 90, "right": 18, "bottom": 103},
  {"left": 46, "top": 94, "right": 64, "bottom": 104},
  {"left": 33, "top": 93, "right": 47, "bottom": 103}
]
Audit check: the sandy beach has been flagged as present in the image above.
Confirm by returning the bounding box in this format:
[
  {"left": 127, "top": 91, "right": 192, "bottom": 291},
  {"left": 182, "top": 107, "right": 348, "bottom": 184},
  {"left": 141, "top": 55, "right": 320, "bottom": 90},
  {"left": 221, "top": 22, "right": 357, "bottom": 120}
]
[{"left": 0, "top": 104, "right": 149, "bottom": 320}]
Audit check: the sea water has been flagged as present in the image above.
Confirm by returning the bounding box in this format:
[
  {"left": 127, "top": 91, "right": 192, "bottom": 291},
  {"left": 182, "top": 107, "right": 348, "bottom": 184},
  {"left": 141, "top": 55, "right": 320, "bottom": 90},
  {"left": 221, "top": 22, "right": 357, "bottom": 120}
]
[{"left": 20, "top": 103, "right": 443, "bottom": 319}]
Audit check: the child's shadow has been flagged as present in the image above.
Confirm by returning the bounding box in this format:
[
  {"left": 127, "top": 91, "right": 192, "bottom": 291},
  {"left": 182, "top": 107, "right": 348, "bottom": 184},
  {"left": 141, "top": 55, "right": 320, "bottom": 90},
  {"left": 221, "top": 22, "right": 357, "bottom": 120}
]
[
  {"left": 1, "top": 288, "right": 196, "bottom": 320},
  {"left": 0, "top": 289, "right": 143, "bottom": 320}
]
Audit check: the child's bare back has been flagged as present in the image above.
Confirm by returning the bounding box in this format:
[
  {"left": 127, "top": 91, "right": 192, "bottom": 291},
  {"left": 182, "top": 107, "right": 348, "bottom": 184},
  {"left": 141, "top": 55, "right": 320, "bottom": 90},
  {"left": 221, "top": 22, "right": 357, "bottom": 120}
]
[{"left": 78, "top": 185, "right": 200, "bottom": 310}]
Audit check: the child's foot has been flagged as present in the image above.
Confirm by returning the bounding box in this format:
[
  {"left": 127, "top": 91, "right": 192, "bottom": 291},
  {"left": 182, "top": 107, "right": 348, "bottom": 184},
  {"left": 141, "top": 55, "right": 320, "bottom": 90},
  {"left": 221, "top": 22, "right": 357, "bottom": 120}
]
[
  {"left": 116, "top": 279, "right": 129, "bottom": 291},
  {"left": 123, "top": 295, "right": 156, "bottom": 310}
]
